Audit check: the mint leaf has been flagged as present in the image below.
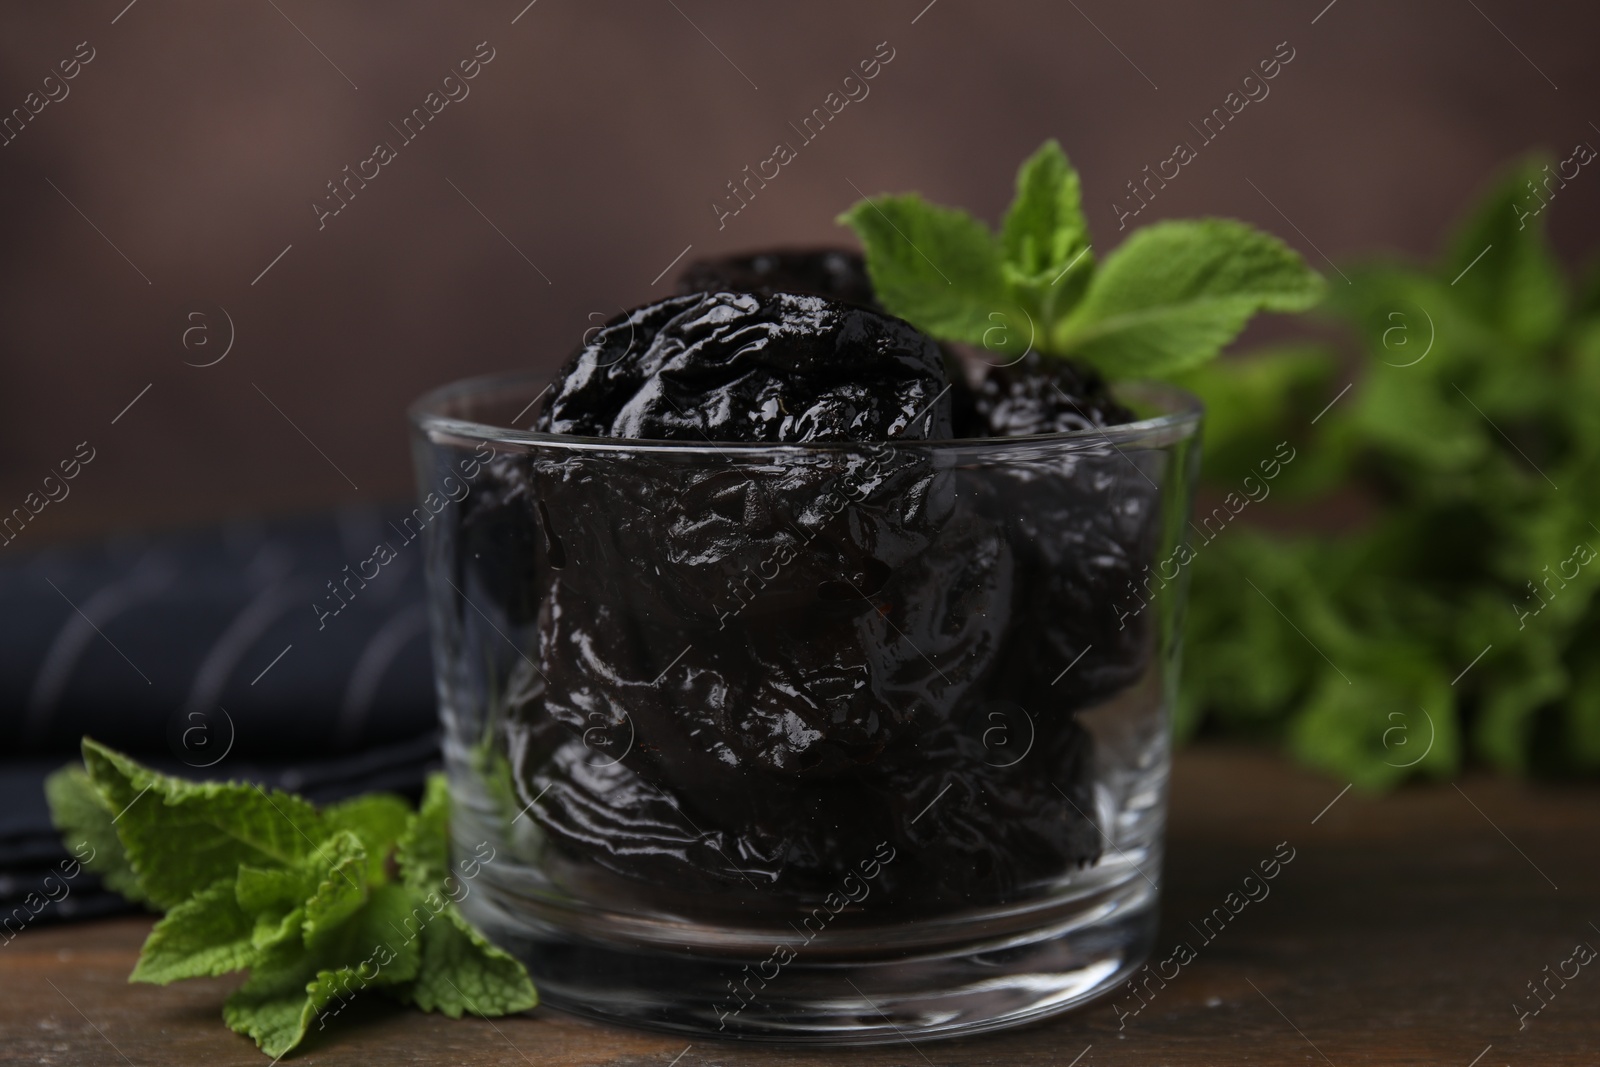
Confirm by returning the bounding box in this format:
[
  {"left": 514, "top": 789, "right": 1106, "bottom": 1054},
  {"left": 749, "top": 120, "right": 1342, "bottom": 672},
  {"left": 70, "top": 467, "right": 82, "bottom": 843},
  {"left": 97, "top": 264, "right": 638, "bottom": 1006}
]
[
  {"left": 236, "top": 865, "right": 312, "bottom": 915},
  {"left": 1348, "top": 356, "right": 1489, "bottom": 475},
  {"left": 82, "top": 738, "right": 326, "bottom": 909},
  {"left": 323, "top": 793, "right": 411, "bottom": 882},
  {"left": 236, "top": 865, "right": 313, "bottom": 952},
  {"left": 1288, "top": 651, "right": 1461, "bottom": 790},
  {"left": 43, "top": 765, "right": 150, "bottom": 904},
  {"left": 1181, "top": 152, "right": 1600, "bottom": 784},
  {"left": 1171, "top": 345, "right": 1338, "bottom": 490},
  {"left": 837, "top": 193, "right": 1029, "bottom": 356},
  {"left": 1000, "top": 139, "right": 1090, "bottom": 287},
  {"left": 406, "top": 907, "right": 537, "bottom": 1018},
  {"left": 395, "top": 774, "right": 451, "bottom": 893},
  {"left": 222, "top": 940, "right": 322, "bottom": 1060},
  {"left": 1443, "top": 157, "right": 1565, "bottom": 348},
  {"left": 225, "top": 884, "right": 421, "bottom": 1059},
  {"left": 132, "top": 878, "right": 257, "bottom": 984},
  {"left": 389, "top": 775, "right": 536, "bottom": 1017},
  {"left": 999, "top": 140, "right": 1097, "bottom": 341},
  {"left": 1475, "top": 639, "right": 1568, "bottom": 774},
  {"left": 1054, "top": 219, "right": 1326, "bottom": 377},
  {"left": 301, "top": 831, "right": 371, "bottom": 950}
]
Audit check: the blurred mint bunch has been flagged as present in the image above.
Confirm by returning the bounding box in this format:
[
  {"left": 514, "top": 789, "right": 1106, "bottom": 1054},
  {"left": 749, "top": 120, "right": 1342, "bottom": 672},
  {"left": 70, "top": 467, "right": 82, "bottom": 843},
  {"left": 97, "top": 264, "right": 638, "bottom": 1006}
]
[{"left": 1177, "top": 156, "right": 1600, "bottom": 789}]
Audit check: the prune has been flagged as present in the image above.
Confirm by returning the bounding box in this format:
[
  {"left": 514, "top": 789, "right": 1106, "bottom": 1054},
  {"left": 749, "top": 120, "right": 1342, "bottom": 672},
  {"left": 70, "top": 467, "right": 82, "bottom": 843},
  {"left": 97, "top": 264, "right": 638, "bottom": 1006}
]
[
  {"left": 536, "top": 291, "right": 952, "bottom": 443},
  {"left": 968, "top": 350, "right": 1134, "bottom": 437},
  {"left": 676, "top": 248, "right": 877, "bottom": 308},
  {"left": 534, "top": 490, "right": 1008, "bottom": 783},
  {"left": 979, "top": 446, "right": 1162, "bottom": 714},
  {"left": 452, "top": 454, "right": 544, "bottom": 626},
  {"left": 954, "top": 351, "right": 1156, "bottom": 713}
]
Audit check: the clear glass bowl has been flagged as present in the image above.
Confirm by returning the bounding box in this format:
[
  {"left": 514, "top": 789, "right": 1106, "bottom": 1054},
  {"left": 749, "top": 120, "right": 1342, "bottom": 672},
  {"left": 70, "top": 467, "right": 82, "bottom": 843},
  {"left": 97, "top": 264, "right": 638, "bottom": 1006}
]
[{"left": 409, "top": 371, "right": 1201, "bottom": 1043}]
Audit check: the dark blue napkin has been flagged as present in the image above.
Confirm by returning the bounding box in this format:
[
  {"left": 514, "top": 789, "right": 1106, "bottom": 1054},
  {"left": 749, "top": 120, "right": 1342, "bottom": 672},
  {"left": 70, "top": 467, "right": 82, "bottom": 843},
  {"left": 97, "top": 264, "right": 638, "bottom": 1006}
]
[{"left": 0, "top": 507, "right": 440, "bottom": 927}]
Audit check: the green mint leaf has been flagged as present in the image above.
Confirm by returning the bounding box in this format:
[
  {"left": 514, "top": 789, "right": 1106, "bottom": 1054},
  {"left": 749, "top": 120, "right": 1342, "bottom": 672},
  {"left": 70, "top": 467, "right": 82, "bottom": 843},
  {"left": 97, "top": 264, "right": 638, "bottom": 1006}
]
[
  {"left": 236, "top": 865, "right": 312, "bottom": 915},
  {"left": 221, "top": 940, "right": 317, "bottom": 1059},
  {"left": 236, "top": 865, "right": 312, "bottom": 944},
  {"left": 1348, "top": 356, "right": 1489, "bottom": 475},
  {"left": 1567, "top": 651, "right": 1600, "bottom": 767},
  {"left": 1054, "top": 219, "right": 1326, "bottom": 377},
  {"left": 1474, "top": 639, "right": 1568, "bottom": 774},
  {"left": 131, "top": 878, "right": 257, "bottom": 984},
  {"left": 81, "top": 739, "right": 327, "bottom": 909},
  {"left": 1288, "top": 652, "right": 1461, "bottom": 790},
  {"left": 395, "top": 774, "right": 451, "bottom": 894},
  {"left": 323, "top": 793, "right": 412, "bottom": 882},
  {"left": 406, "top": 907, "right": 538, "bottom": 1019},
  {"left": 44, "top": 765, "right": 151, "bottom": 905},
  {"left": 225, "top": 884, "right": 421, "bottom": 1059},
  {"left": 390, "top": 774, "right": 536, "bottom": 1018},
  {"left": 301, "top": 831, "right": 371, "bottom": 950},
  {"left": 1442, "top": 157, "right": 1566, "bottom": 348},
  {"left": 1000, "top": 139, "right": 1090, "bottom": 288},
  {"left": 1576, "top": 255, "right": 1600, "bottom": 320},
  {"left": 836, "top": 193, "right": 1031, "bottom": 358},
  {"left": 236, "top": 865, "right": 313, "bottom": 952},
  {"left": 1171, "top": 345, "right": 1339, "bottom": 490},
  {"left": 998, "top": 140, "right": 1097, "bottom": 343}
]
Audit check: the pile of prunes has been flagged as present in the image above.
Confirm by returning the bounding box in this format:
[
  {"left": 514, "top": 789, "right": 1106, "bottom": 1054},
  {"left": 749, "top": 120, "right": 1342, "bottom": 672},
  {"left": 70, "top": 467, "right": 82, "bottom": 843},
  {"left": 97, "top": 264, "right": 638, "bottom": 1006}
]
[{"left": 459, "top": 250, "right": 1162, "bottom": 917}]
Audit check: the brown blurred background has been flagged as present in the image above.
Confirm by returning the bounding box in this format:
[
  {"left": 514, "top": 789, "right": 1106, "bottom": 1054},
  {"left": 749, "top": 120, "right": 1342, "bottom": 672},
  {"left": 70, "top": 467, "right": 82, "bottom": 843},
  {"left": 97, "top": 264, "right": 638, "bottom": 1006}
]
[{"left": 3, "top": 0, "right": 1597, "bottom": 542}]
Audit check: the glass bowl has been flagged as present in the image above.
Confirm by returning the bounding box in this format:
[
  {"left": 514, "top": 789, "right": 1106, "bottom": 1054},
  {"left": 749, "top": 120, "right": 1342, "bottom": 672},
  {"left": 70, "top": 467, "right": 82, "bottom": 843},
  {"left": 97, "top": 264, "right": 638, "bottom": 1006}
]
[{"left": 409, "top": 370, "right": 1201, "bottom": 1043}]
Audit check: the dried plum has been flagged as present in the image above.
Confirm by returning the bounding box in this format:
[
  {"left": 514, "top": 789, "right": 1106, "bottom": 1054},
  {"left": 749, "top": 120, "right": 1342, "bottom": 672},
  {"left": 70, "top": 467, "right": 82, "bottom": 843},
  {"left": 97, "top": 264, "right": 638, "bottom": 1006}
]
[
  {"left": 967, "top": 350, "right": 1134, "bottom": 437},
  {"left": 451, "top": 453, "right": 543, "bottom": 626},
  {"left": 979, "top": 446, "right": 1162, "bottom": 714},
  {"left": 536, "top": 290, "right": 953, "bottom": 443}
]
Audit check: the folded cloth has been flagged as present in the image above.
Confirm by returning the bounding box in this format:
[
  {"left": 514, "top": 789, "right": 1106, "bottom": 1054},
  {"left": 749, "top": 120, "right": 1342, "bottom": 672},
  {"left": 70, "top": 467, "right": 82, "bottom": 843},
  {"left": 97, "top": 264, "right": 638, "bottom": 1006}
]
[{"left": 0, "top": 507, "right": 441, "bottom": 926}]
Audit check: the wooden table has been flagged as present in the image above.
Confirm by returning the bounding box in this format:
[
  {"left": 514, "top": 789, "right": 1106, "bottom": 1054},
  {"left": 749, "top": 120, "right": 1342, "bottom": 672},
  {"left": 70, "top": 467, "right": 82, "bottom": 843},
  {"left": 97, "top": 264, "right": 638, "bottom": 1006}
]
[{"left": 4, "top": 745, "right": 1595, "bottom": 1066}]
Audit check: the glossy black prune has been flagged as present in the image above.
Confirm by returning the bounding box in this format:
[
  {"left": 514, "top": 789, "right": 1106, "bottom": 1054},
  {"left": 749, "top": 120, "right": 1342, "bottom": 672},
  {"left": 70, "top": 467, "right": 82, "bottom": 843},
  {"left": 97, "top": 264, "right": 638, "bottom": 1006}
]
[
  {"left": 451, "top": 453, "right": 544, "bottom": 626},
  {"left": 676, "top": 248, "right": 877, "bottom": 307},
  {"left": 956, "top": 352, "right": 1156, "bottom": 712},
  {"left": 536, "top": 291, "right": 953, "bottom": 443},
  {"left": 978, "top": 448, "right": 1162, "bottom": 714},
  {"left": 968, "top": 350, "right": 1134, "bottom": 437}
]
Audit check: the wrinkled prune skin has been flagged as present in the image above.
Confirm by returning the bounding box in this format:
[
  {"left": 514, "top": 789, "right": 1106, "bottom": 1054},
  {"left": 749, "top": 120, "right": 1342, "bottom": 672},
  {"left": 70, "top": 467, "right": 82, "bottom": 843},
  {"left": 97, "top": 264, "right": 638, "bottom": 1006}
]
[
  {"left": 534, "top": 494, "right": 1008, "bottom": 789},
  {"left": 452, "top": 454, "right": 544, "bottom": 626},
  {"left": 536, "top": 291, "right": 952, "bottom": 443},
  {"left": 967, "top": 350, "right": 1134, "bottom": 437},
  {"left": 953, "top": 351, "right": 1157, "bottom": 712},
  {"left": 497, "top": 286, "right": 1169, "bottom": 914},
  {"left": 978, "top": 448, "right": 1162, "bottom": 714},
  {"left": 676, "top": 248, "right": 877, "bottom": 308}
]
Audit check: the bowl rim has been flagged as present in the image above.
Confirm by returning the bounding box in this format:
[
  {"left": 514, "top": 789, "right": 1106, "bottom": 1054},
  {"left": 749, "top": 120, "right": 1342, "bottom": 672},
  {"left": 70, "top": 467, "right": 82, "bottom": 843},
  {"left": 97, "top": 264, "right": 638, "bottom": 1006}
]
[{"left": 409, "top": 370, "right": 1203, "bottom": 456}]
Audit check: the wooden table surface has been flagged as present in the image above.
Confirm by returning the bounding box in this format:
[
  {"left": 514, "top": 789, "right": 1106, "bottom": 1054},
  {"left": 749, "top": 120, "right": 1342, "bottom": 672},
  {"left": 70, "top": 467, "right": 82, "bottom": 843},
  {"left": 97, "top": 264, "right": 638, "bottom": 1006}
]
[{"left": 4, "top": 745, "right": 1596, "bottom": 1066}]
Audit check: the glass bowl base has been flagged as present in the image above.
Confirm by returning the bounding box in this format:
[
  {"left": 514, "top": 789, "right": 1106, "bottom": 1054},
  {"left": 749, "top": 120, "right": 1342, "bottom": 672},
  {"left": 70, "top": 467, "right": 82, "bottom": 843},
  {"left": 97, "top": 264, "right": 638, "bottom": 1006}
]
[{"left": 460, "top": 874, "right": 1158, "bottom": 1044}]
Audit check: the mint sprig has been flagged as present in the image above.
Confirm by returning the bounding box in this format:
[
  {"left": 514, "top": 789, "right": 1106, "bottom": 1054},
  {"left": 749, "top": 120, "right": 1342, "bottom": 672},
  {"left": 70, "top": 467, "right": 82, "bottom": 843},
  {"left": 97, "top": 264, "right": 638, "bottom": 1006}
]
[
  {"left": 838, "top": 139, "right": 1327, "bottom": 377},
  {"left": 44, "top": 741, "right": 536, "bottom": 1059}
]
